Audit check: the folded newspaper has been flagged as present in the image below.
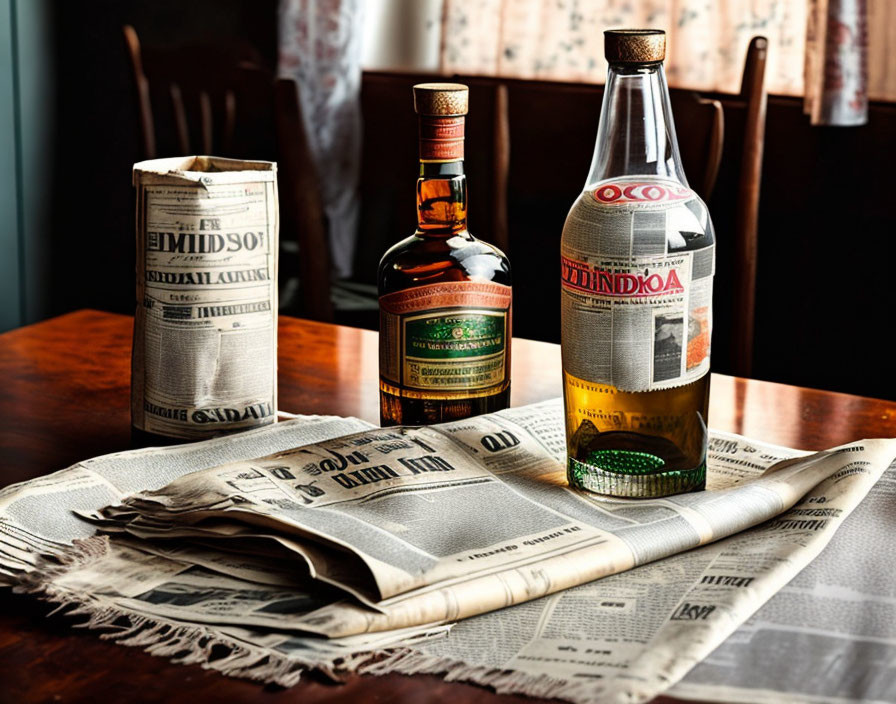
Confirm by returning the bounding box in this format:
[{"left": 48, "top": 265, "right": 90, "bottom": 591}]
[{"left": 2, "top": 400, "right": 894, "bottom": 703}]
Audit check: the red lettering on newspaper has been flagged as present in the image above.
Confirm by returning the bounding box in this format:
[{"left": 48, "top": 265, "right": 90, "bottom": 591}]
[{"left": 561, "top": 256, "right": 683, "bottom": 298}]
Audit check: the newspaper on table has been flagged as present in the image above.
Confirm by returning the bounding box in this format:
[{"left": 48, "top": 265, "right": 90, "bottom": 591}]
[
  {"left": 1, "top": 400, "right": 894, "bottom": 704},
  {"left": 131, "top": 156, "right": 279, "bottom": 440}
]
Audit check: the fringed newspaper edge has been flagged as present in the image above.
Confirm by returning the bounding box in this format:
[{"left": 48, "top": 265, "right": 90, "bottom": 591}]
[
  {"left": 7, "top": 425, "right": 894, "bottom": 704},
  {"left": 15, "top": 537, "right": 310, "bottom": 688},
  {"left": 358, "top": 648, "right": 589, "bottom": 702},
  {"left": 12, "top": 536, "right": 590, "bottom": 704}
]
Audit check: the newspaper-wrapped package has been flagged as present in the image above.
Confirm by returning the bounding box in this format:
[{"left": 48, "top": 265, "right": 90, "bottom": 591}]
[
  {"left": 3, "top": 401, "right": 895, "bottom": 703},
  {"left": 131, "top": 156, "right": 279, "bottom": 440},
  {"left": 86, "top": 402, "right": 895, "bottom": 639}
]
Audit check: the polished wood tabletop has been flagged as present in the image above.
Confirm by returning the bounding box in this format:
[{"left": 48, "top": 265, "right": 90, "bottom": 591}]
[{"left": 1, "top": 309, "right": 894, "bottom": 703}]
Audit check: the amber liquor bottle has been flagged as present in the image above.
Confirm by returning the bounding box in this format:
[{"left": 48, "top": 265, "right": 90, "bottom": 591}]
[
  {"left": 561, "top": 30, "right": 715, "bottom": 497},
  {"left": 378, "top": 83, "right": 512, "bottom": 426}
]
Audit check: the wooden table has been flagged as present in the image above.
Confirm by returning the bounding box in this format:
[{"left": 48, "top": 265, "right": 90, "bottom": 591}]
[{"left": 1, "top": 310, "right": 893, "bottom": 703}]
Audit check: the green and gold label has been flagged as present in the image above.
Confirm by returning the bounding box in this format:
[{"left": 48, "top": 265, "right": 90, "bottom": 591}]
[
  {"left": 403, "top": 310, "right": 506, "bottom": 390},
  {"left": 380, "top": 281, "right": 511, "bottom": 398}
]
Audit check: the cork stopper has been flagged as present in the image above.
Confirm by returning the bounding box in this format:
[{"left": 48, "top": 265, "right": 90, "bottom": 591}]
[
  {"left": 604, "top": 29, "right": 665, "bottom": 64},
  {"left": 413, "top": 83, "right": 469, "bottom": 116}
]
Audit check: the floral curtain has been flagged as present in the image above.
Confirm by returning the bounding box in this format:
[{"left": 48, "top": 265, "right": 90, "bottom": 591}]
[
  {"left": 278, "top": 0, "right": 364, "bottom": 278},
  {"left": 867, "top": 0, "right": 896, "bottom": 103},
  {"left": 439, "top": 0, "right": 881, "bottom": 125},
  {"left": 804, "top": 0, "right": 868, "bottom": 125},
  {"left": 440, "top": 0, "right": 806, "bottom": 95}
]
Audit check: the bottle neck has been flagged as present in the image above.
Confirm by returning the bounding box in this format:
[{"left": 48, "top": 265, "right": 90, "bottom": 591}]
[
  {"left": 585, "top": 63, "right": 688, "bottom": 189},
  {"left": 417, "top": 115, "right": 468, "bottom": 236}
]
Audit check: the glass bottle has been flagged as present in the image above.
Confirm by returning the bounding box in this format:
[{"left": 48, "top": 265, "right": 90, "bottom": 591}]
[
  {"left": 561, "top": 30, "right": 715, "bottom": 497},
  {"left": 378, "top": 83, "right": 512, "bottom": 426}
]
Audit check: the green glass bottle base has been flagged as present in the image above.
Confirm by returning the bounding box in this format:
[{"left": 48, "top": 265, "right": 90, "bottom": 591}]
[{"left": 568, "top": 449, "right": 706, "bottom": 498}]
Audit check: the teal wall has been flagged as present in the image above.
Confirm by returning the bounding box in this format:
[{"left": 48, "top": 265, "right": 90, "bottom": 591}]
[
  {"left": 0, "top": 0, "right": 53, "bottom": 332},
  {"left": 0, "top": 0, "right": 22, "bottom": 331}
]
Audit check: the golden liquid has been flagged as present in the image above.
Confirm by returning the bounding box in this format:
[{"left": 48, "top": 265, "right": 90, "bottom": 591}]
[
  {"left": 563, "top": 371, "right": 709, "bottom": 480},
  {"left": 559, "top": 181, "right": 715, "bottom": 495},
  {"left": 380, "top": 380, "right": 510, "bottom": 426}
]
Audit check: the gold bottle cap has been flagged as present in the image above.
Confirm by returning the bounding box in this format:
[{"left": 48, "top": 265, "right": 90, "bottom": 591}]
[
  {"left": 413, "top": 83, "right": 469, "bottom": 116},
  {"left": 604, "top": 29, "right": 665, "bottom": 64}
]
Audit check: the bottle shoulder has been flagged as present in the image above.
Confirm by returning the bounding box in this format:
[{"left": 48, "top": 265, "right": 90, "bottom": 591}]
[
  {"left": 562, "top": 179, "right": 715, "bottom": 255},
  {"left": 380, "top": 231, "right": 509, "bottom": 260},
  {"left": 378, "top": 231, "right": 511, "bottom": 294}
]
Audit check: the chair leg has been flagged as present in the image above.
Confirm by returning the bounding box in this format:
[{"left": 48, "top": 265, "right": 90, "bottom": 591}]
[{"left": 274, "top": 78, "right": 334, "bottom": 323}]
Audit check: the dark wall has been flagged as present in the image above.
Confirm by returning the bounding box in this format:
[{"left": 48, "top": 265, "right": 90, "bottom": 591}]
[
  {"left": 358, "top": 76, "right": 896, "bottom": 401},
  {"left": 750, "top": 98, "right": 896, "bottom": 401},
  {"left": 35, "top": 6, "right": 896, "bottom": 401}
]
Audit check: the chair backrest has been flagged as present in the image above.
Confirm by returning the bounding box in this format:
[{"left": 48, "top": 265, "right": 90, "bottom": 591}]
[
  {"left": 495, "top": 77, "right": 724, "bottom": 195},
  {"left": 354, "top": 72, "right": 513, "bottom": 294},
  {"left": 122, "top": 25, "right": 334, "bottom": 322},
  {"left": 123, "top": 25, "right": 273, "bottom": 158},
  {"left": 456, "top": 78, "right": 511, "bottom": 254},
  {"left": 730, "top": 36, "right": 768, "bottom": 378},
  {"left": 669, "top": 92, "right": 724, "bottom": 202},
  {"left": 485, "top": 76, "right": 725, "bottom": 340}
]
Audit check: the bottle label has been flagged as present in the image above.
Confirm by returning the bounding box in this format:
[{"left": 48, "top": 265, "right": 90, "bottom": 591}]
[
  {"left": 560, "top": 177, "right": 714, "bottom": 393},
  {"left": 419, "top": 116, "right": 465, "bottom": 161},
  {"left": 380, "top": 281, "right": 511, "bottom": 398}
]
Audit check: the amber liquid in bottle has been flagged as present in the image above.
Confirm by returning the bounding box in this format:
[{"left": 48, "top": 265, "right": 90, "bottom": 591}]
[
  {"left": 563, "top": 375, "right": 710, "bottom": 479},
  {"left": 378, "top": 87, "right": 511, "bottom": 426}
]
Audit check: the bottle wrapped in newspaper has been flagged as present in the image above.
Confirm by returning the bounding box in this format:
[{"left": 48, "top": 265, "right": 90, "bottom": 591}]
[
  {"left": 561, "top": 31, "right": 715, "bottom": 497},
  {"left": 131, "top": 156, "right": 279, "bottom": 442}
]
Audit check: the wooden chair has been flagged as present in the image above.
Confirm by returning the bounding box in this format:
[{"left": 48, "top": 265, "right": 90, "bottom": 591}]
[
  {"left": 357, "top": 72, "right": 512, "bottom": 260},
  {"left": 122, "top": 25, "right": 334, "bottom": 323},
  {"left": 730, "top": 36, "right": 768, "bottom": 378},
  {"left": 470, "top": 75, "right": 722, "bottom": 341},
  {"left": 670, "top": 91, "right": 725, "bottom": 202},
  {"left": 476, "top": 80, "right": 722, "bottom": 251},
  {"left": 458, "top": 79, "right": 512, "bottom": 254}
]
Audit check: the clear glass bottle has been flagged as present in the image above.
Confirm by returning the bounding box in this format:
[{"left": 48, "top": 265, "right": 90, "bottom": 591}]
[
  {"left": 561, "top": 30, "right": 715, "bottom": 497},
  {"left": 378, "top": 83, "right": 512, "bottom": 427}
]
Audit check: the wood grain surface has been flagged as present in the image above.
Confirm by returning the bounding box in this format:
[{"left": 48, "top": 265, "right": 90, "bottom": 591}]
[{"left": 1, "top": 310, "right": 893, "bottom": 704}]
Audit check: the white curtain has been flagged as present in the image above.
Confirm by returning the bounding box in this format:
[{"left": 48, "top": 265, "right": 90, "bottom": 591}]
[{"left": 278, "top": 0, "right": 364, "bottom": 278}]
